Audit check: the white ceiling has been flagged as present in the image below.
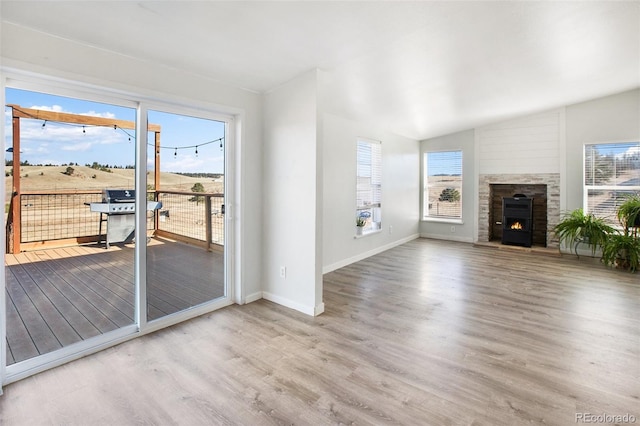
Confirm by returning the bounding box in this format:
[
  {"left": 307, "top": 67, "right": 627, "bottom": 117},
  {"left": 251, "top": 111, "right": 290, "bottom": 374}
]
[{"left": 1, "top": 1, "right": 639, "bottom": 140}]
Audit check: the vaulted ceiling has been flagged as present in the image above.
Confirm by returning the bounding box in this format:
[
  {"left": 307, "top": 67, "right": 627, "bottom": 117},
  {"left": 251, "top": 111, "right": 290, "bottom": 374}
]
[{"left": 1, "top": 1, "right": 639, "bottom": 140}]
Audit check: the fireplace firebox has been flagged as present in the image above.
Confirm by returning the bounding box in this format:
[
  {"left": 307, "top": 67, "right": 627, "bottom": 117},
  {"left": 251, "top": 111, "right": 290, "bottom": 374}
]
[{"left": 502, "top": 195, "right": 533, "bottom": 247}]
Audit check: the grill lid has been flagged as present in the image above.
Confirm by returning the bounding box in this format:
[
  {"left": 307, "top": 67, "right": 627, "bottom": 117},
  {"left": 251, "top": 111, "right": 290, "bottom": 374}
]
[{"left": 103, "top": 189, "right": 135, "bottom": 203}]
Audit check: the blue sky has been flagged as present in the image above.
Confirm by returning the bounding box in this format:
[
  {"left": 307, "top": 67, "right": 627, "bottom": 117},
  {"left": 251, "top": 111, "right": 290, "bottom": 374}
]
[
  {"left": 5, "top": 88, "right": 226, "bottom": 173},
  {"left": 426, "top": 151, "right": 462, "bottom": 176},
  {"left": 590, "top": 142, "right": 640, "bottom": 159}
]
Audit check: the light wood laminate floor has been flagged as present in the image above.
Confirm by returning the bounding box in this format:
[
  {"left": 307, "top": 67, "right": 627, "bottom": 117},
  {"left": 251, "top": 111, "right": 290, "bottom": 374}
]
[{"left": 1, "top": 238, "right": 638, "bottom": 425}]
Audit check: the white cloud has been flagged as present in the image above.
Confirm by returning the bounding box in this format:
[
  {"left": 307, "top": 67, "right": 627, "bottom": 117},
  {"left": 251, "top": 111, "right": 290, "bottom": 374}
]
[
  {"left": 82, "top": 110, "right": 117, "bottom": 119},
  {"left": 31, "top": 104, "right": 65, "bottom": 113},
  {"left": 20, "top": 120, "right": 131, "bottom": 148},
  {"left": 61, "top": 142, "right": 93, "bottom": 152},
  {"left": 615, "top": 145, "right": 640, "bottom": 159},
  {"left": 159, "top": 151, "right": 224, "bottom": 174},
  {"left": 626, "top": 145, "right": 640, "bottom": 156}
]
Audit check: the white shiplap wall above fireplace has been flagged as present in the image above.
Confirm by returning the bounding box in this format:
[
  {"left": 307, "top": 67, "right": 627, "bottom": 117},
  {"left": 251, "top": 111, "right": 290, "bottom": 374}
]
[{"left": 477, "top": 110, "right": 563, "bottom": 175}]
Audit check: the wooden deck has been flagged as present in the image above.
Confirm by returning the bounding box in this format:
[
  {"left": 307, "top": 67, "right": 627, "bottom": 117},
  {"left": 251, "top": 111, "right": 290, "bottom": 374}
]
[{"left": 5, "top": 238, "right": 224, "bottom": 365}]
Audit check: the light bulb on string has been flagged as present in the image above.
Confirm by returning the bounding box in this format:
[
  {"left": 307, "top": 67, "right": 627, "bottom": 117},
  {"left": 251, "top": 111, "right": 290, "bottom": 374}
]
[
  {"left": 195, "top": 146, "right": 199, "bottom": 157},
  {"left": 41, "top": 120, "right": 46, "bottom": 129},
  {"left": 82, "top": 126, "right": 86, "bottom": 134},
  {"left": 174, "top": 148, "right": 177, "bottom": 158}
]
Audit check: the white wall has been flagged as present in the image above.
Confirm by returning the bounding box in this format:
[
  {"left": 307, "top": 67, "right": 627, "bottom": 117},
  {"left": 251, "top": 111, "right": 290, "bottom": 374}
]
[
  {"left": 0, "top": 22, "right": 264, "bottom": 303},
  {"left": 565, "top": 89, "right": 640, "bottom": 210},
  {"left": 262, "top": 70, "right": 323, "bottom": 315},
  {"left": 420, "top": 129, "right": 476, "bottom": 243},
  {"left": 477, "top": 110, "right": 562, "bottom": 175},
  {"left": 322, "top": 113, "right": 420, "bottom": 273}
]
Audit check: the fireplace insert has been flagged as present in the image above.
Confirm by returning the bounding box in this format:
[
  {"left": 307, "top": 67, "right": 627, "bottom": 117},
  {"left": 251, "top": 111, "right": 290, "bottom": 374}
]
[{"left": 502, "top": 195, "right": 533, "bottom": 247}]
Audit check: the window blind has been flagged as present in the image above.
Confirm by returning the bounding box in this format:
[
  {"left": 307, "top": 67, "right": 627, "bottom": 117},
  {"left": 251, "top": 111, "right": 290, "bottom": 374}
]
[
  {"left": 584, "top": 142, "right": 640, "bottom": 224},
  {"left": 424, "top": 150, "right": 463, "bottom": 219},
  {"left": 356, "top": 139, "right": 382, "bottom": 232}
]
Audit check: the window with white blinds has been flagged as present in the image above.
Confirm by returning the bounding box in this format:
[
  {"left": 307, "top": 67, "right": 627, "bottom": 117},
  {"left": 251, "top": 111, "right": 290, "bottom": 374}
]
[
  {"left": 356, "top": 139, "right": 382, "bottom": 233},
  {"left": 584, "top": 141, "right": 640, "bottom": 225},
  {"left": 423, "top": 150, "right": 463, "bottom": 219}
]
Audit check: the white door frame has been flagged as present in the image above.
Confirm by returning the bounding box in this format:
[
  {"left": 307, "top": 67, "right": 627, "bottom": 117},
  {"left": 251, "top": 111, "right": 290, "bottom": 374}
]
[{"left": 0, "top": 69, "right": 239, "bottom": 390}]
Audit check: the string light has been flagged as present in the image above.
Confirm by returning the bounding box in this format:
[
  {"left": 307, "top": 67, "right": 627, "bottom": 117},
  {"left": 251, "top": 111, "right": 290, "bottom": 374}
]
[
  {"left": 153, "top": 136, "right": 224, "bottom": 154},
  {"left": 11, "top": 105, "right": 225, "bottom": 156}
]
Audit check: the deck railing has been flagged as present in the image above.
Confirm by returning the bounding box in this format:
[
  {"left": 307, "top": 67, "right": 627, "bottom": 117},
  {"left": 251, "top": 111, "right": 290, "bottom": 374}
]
[
  {"left": 5, "top": 190, "right": 224, "bottom": 253},
  {"left": 153, "top": 191, "right": 225, "bottom": 249},
  {"left": 20, "top": 191, "right": 103, "bottom": 242}
]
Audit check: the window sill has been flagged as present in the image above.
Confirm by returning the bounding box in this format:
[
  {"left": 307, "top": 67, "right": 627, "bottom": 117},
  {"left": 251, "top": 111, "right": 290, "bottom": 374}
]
[
  {"left": 422, "top": 217, "right": 463, "bottom": 225},
  {"left": 354, "top": 229, "right": 382, "bottom": 239}
]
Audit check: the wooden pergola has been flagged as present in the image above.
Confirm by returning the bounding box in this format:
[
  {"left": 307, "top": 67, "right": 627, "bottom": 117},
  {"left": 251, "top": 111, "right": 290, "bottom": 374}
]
[{"left": 7, "top": 104, "right": 162, "bottom": 253}]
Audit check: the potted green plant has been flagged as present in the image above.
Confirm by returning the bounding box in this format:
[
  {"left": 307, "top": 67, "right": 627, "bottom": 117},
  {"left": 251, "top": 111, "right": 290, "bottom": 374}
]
[
  {"left": 553, "top": 208, "right": 616, "bottom": 258},
  {"left": 601, "top": 194, "right": 640, "bottom": 272},
  {"left": 616, "top": 194, "right": 640, "bottom": 234},
  {"left": 356, "top": 216, "right": 366, "bottom": 236},
  {"left": 601, "top": 232, "right": 640, "bottom": 272}
]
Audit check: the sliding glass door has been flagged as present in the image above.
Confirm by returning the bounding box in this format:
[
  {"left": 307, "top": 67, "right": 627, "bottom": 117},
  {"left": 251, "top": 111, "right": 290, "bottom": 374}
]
[
  {"left": 145, "top": 109, "right": 227, "bottom": 321},
  {"left": 2, "top": 81, "right": 233, "bottom": 384},
  {"left": 4, "top": 87, "right": 137, "bottom": 366}
]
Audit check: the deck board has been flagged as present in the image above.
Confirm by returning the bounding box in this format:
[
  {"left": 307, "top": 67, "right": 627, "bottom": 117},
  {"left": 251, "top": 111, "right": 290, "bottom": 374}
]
[
  {"left": 5, "top": 238, "right": 224, "bottom": 365},
  {"left": 11, "top": 253, "right": 101, "bottom": 341},
  {"left": 8, "top": 256, "right": 82, "bottom": 348},
  {"left": 16, "top": 252, "right": 124, "bottom": 332},
  {"left": 37, "top": 249, "right": 135, "bottom": 325},
  {"left": 5, "top": 268, "right": 62, "bottom": 358},
  {"left": 55, "top": 246, "right": 175, "bottom": 318},
  {"left": 5, "top": 270, "right": 40, "bottom": 363}
]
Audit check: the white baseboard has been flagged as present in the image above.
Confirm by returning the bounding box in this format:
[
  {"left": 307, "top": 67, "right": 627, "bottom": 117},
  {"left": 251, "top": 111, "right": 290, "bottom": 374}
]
[
  {"left": 240, "top": 291, "right": 323, "bottom": 316},
  {"left": 322, "top": 233, "right": 420, "bottom": 274},
  {"left": 419, "top": 233, "right": 474, "bottom": 243},
  {"left": 262, "top": 291, "right": 321, "bottom": 316},
  {"left": 243, "top": 291, "right": 263, "bottom": 304}
]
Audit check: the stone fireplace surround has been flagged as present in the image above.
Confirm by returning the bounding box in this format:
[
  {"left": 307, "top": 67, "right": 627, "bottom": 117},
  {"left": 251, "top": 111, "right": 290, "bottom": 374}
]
[{"left": 478, "top": 173, "right": 560, "bottom": 248}]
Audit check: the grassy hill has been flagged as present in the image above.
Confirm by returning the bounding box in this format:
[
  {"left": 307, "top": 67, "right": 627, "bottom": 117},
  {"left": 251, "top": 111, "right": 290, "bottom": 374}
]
[{"left": 6, "top": 165, "right": 224, "bottom": 199}]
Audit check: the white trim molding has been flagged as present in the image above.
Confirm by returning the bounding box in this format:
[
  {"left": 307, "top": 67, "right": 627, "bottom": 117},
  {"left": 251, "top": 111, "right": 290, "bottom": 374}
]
[{"left": 323, "top": 233, "right": 420, "bottom": 274}]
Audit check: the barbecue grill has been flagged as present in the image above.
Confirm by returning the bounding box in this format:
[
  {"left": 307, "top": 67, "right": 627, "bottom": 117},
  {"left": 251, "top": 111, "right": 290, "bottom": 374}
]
[{"left": 89, "top": 189, "right": 162, "bottom": 248}]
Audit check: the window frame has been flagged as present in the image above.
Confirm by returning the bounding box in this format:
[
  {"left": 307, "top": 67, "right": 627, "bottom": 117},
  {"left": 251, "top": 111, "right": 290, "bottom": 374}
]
[
  {"left": 356, "top": 138, "right": 382, "bottom": 236},
  {"left": 583, "top": 140, "right": 640, "bottom": 226},
  {"left": 422, "top": 150, "right": 463, "bottom": 222}
]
